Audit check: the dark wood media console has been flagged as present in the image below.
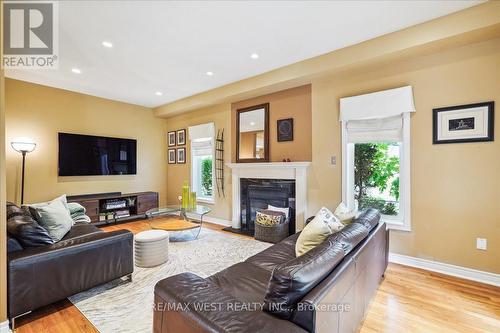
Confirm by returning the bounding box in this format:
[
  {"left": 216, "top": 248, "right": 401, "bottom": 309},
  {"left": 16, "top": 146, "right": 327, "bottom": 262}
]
[{"left": 67, "top": 191, "right": 158, "bottom": 225}]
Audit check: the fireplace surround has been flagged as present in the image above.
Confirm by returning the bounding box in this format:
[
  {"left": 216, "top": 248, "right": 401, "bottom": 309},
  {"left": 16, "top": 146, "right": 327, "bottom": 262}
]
[{"left": 226, "top": 162, "right": 310, "bottom": 233}]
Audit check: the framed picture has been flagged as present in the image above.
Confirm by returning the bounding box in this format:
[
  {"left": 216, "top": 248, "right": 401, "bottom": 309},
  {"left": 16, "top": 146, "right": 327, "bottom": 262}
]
[
  {"left": 177, "top": 147, "right": 186, "bottom": 164},
  {"left": 433, "top": 102, "right": 494, "bottom": 144},
  {"left": 177, "top": 129, "right": 186, "bottom": 145},
  {"left": 167, "top": 131, "right": 176, "bottom": 146},
  {"left": 277, "top": 118, "right": 294, "bottom": 142},
  {"left": 168, "top": 149, "right": 176, "bottom": 164}
]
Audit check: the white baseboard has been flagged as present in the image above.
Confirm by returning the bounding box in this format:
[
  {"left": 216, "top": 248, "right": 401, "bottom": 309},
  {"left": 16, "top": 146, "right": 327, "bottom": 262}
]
[
  {"left": 0, "top": 320, "right": 11, "bottom": 333},
  {"left": 389, "top": 252, "right": 500, "bottom": 287},
  {"left": 203, "top": 215, "right": 231, "bottom": 227}
]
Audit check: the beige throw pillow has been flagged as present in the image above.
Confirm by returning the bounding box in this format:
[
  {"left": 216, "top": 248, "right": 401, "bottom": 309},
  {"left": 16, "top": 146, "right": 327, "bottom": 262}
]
[
  {"left": 334, "top": 202, "right": 357, "bottom": 225},
  {"left": 295, "top": 207, "right": 344, "bottom": 257}
]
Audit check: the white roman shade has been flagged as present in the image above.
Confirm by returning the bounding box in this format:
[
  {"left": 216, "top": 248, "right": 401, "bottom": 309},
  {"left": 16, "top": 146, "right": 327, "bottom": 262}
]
[
  {"left": 340, "top": 86, "right": 415, "bottom": 143},
  {"left": 189, "top": 122, "right": 214, "bottom": 155},
  {"left": 188, "top": 122, "right": 214, "bottom": 142},
  {"left": 340, "top": 86, "right": 415, "bottom": 121}
]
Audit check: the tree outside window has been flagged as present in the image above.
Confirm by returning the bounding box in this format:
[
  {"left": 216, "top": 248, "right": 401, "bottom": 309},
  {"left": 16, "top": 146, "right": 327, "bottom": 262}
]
[
  {"left": 354, "top": 143, "right": 400, "bottom": 216},
  {"left": 201, "top": 157, "right": 212, "bottom": 197}
]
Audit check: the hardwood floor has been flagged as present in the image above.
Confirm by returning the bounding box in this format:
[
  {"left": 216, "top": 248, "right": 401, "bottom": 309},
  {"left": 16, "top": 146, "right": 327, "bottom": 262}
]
[{"left": 14, "top": 220, "right": 500, "bottom": 333}]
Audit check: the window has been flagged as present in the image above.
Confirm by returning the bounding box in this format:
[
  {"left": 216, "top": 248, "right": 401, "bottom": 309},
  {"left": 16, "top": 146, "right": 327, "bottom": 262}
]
[
  {"left": 189, "top": 123, "right": 215, "bottom": 203},
  {"left": 340, "top": 86, "right": 415, "bottom": 231}
]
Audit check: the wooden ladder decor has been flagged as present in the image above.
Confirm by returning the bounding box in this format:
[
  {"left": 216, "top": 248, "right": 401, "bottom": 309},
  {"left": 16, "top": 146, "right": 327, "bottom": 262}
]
[{"left": 215, "top": 129, "right": 225, "bottom": 197}]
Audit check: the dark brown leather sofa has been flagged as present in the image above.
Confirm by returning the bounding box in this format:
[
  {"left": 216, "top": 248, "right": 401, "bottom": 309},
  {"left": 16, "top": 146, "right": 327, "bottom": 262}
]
[
  {"left": 154, "top": 209, "right": 388, "bottom": 333},
  {"left": 7, "top": 218, "right": 134, "bottom": 325}
]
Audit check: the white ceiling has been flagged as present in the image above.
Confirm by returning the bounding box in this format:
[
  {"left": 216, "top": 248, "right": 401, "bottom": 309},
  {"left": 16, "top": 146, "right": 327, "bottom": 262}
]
[{"left": 6, "top": 1, "right": 483, "bottom": 108}]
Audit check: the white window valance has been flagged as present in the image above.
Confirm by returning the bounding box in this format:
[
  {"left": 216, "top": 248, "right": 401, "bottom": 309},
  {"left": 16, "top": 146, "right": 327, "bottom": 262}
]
[
  {"left": 346, "top": 115, "right": 403, "bottom": 143},
  {"left": 188, "top": 122, "right": 214, "bottom": 142},
  {"left": 339, "top": 86, "right": 416, "bottom": 121}
]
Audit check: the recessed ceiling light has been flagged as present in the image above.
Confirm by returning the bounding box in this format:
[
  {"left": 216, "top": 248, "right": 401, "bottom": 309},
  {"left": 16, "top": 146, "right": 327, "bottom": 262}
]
[
  {"left": 250, "top": 122, "right": 256, "bottom": 126},
  {"left": 71, "top": 68, "right": 81, "bottom": 74},
  {"left": 155, "top": 91, "right": 163, "bottom": 96},
  {"left": 102, "top": 41, "right": 113, "bottom": 48},
  {"left": 250, "top": 53, "right": 259, "bottom": 59},
  {"left": 206, "top": 71, "right": 214, "bottom": 76}
]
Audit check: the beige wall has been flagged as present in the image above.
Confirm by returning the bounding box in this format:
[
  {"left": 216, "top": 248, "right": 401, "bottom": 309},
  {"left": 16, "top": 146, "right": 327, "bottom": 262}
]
[
  {"left": 231, "top": 85, "right": 312, "bottom": 162},
  {"left": 309, "top": 38, "right": 500, "bottom": 274},
  {"left": 165, "top": 103, "right": 232, "bottom": 220},
  {"left": 5, "top": 79, "right": 168, "bottom": 205}
]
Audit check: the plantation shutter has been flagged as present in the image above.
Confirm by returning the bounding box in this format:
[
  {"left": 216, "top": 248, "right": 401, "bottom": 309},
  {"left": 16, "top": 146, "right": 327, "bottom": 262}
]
[{"left": 340, "top": 86, "right": 415, "bottom": 143}]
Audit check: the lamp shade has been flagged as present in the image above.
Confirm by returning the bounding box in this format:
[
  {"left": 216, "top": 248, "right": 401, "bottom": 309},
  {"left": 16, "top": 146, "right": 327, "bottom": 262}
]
[{"left": 11, "top": 137, "right": 36, "bottom": 153}]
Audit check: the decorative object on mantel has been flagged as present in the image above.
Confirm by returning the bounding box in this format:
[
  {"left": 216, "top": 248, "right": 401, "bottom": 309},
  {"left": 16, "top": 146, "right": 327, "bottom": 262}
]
[
  {"left": 168, "top": 149, "right": 176, "bottom": 164},
  {"left": 433, "top": 101, "right": 494, "bottom": 144},
  {"left": 11, "top": 137, "right": 37, "bottom": 204},
  {"left": 215, "top": 128, "right": 225, "bottom": 197},
  {"left": 167, "top": 131, "right": 176, "bottom": 146},
  {"left": 176, "top": 129, "right": 186, "bottom": 145},
  {"left": 177, "top": 147, "right": 186, "bottom": 164},
  {"left": 277, "top": 118, "right": 294, "bottom": 142},
  {"left": 282, "top": 158, "right": 292, "bottom": 162}
]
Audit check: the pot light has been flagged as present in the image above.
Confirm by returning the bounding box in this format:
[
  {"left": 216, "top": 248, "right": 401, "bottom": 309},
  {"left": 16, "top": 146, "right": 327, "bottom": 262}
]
[
  {"left": 71, "top": 68, "right": 81, "bottom": 74},
  {"left": 250, "top": 122, "right": 256, "bottom": 126},
  {"left": 102, "top": 41, "right": 113, "bottom": 48},
  {"left": 250, "top": 53, "right": 259, "bottom": 59},
  {"left": 155, "top": 91, "right": 163, "bottom": 96},
  {"left": 206, "top": 71, "right": 214, "bottom": 76}
]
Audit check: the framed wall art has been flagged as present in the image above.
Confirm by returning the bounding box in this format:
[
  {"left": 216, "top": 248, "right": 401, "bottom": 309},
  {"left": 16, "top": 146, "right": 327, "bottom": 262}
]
[
  {"left": 168, "top": 149, "right": 176, "bottom": 164},
  {"left": 277, "top": 118, "right": 294, "bottom": 142},
  {"left": 168, "top": 131, "right": 176, "bottom": 146},
  {"left": 433, "top": 102, "right": 494, "bottom": 144},
  {"left": 177, "top": 129, "right": 186, "bottom": 145},
  {"left": 177, "top": 147, "right": 186, "bottom": 164}
]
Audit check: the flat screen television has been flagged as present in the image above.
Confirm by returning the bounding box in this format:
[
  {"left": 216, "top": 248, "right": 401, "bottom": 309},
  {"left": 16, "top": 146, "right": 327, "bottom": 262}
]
[{"left": 58, "top": 133, "right": 137, "bottom": 176}]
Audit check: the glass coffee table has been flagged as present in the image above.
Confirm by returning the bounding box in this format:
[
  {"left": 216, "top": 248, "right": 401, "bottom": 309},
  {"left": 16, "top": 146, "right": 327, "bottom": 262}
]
[{"left": 145, "top": 205, "right": 211, "bottom": 239}]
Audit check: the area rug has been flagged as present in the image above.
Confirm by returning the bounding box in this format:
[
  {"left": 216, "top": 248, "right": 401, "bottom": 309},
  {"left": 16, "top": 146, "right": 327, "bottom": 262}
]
[{"left": 69, "top": 228, "right": 271, "bottom": 333}]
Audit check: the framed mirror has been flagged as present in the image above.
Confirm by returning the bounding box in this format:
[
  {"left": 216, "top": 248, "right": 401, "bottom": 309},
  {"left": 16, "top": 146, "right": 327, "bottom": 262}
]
[{"left": 236, "top": 103, "right": 269, "bottom": 162}]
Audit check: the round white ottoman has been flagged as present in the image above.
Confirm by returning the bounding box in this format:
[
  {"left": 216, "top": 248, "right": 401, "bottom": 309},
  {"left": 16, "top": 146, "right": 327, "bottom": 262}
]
[{"left": 134, "top": 230, "right": 169, "bottom": 268}]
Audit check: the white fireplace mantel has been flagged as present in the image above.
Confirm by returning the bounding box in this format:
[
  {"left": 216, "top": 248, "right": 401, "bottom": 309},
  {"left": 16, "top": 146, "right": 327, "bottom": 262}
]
[{"left": 226, "top": 162, "right": 311, "bottom": 232}]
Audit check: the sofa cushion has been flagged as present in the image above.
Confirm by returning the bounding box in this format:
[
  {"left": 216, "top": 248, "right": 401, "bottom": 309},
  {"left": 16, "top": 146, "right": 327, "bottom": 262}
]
[
  {"left": 29, "top": 199, "right": 73, "bottom": 242},
  {"left": 353, "top": 208, "right": 381, "bottom": 232},
  {"left": 61, "top": 223, "right": 102, "bottom": 241},
  {"left": 246, "top": 232, "right": 299, "bottom": 272},
  {"left": 263, "top": 237, "right": 345, "bottom": 319},
  {"left": 207, "top": 262, "right": 271, "bottom": 304},
  {"left": 6, "top": 202, "right": 54, "bottom": 247},
  {"left": 328, "top": 222, "right": 369, "bottom": 255},
  {"left": 7, "top": 235, "right": 23, "bottom": 253},
  {"left": 295, "top": 207, "right": 343, "bottom": 256}
]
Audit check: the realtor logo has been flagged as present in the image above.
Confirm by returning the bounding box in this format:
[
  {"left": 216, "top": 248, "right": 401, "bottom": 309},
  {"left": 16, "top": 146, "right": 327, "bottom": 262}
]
[{"left": 2, "top": 1, "right": 58, "bottom": 69}]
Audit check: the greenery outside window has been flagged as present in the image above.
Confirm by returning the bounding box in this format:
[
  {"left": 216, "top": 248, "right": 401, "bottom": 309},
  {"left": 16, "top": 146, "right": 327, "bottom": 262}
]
[{"left": 189, "top": 123, "right": 215, "bottom": 204}]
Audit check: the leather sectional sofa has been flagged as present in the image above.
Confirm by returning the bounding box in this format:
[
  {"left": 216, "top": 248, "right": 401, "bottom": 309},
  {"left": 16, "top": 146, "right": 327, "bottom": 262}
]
[
  {"left": 7, "top": 203, "right": 134, "bottom": 325},
  {"left": 154, "top": 208, "right": 388, "bottom": 333}
]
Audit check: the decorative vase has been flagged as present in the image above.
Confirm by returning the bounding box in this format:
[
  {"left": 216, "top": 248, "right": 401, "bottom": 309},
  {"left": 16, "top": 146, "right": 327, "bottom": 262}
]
[
  {"left": 190, "top": 192, "right": 197, "bottom": 210},
  {"left": 181, "top": 182, "right": 190, "bottom": 209}
]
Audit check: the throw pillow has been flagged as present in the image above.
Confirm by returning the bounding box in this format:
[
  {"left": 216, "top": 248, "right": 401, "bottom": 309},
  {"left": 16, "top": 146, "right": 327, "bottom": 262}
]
[
  {"left": 30, "top": 199, "right": 73, "bottom": 242},
  {"left": 6, "top": 202, "right": 54, "bottom": 247},
  {"left": 267, "top": 205, "right": 290, "bottom": 220},
  {"left": 334, "top": 202, "right": 357, "bottom": 225},
  {"left": 295, "top": 207, "right": 343, "bottom": 257},
  {"left": 255, "top": 210, "right": 286, "bottom": 227}
]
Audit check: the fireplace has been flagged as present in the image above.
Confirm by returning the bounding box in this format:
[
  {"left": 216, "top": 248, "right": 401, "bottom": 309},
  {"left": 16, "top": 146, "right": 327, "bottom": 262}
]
[
  {"left": 226, "top": 162, "right": 311, "bottom": 233},
  {"left": 239, "top": 178, "right": 296, "bottom": 236}
]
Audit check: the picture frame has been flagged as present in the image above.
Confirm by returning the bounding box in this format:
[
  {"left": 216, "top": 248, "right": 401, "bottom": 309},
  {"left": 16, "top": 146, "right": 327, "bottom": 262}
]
[
  {"left": 167, "top": 131, "right": 176, "bottom": 147},
  {"left": 277, "top": 118, "right": 294, "bottom": 142},
  {"left": 177, "top": 147, "right": 186, "bottom": 164},
  {"left": 177, "top": 129, "right": 186, "bottom": 146},
  {"left": 168, "top": 149, "right": 176, "bottom": 164},
  {"left": 433, "top": 101, "right": 494, "bottom": 144}
]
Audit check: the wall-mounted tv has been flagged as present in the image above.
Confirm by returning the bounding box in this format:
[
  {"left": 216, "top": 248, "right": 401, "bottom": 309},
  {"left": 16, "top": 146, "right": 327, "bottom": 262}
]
[{"left": 58, "top": 133, "right": 137, "bottom": 176}]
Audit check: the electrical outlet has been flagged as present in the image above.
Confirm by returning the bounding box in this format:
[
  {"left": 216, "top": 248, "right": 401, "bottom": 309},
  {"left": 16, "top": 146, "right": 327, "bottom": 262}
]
[
  {"left": 330, "top": 155, "right": 337, "bottom": 166},
  {"left": 476, "top": 238, "right": 487, "bottom": 251}
]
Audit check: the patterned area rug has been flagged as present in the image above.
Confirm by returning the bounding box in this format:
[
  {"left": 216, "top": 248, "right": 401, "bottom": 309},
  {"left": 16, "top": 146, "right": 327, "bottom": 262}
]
[{"left": 69, "top": 228, "right": 270, "bottom": 333}]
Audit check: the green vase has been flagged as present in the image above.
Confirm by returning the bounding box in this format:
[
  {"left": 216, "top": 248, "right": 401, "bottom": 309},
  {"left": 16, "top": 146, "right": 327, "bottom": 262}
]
[
  {"left": 181, "top": 182, "right": 190, "bottom": 209},
  {"left": 190, "top": 192, "right": 197, "bottom": 210}
]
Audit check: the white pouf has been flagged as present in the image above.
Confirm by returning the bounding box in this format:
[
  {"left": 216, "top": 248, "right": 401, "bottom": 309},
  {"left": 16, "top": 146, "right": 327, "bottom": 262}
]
[{"left": 134, "top": 230, "right": 169, "bottom": 268}]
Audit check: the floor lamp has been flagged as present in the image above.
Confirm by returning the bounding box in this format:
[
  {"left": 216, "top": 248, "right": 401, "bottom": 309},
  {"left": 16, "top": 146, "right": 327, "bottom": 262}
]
[{"left": 11, "top": 138, "right": 37, "bottom": 205}]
